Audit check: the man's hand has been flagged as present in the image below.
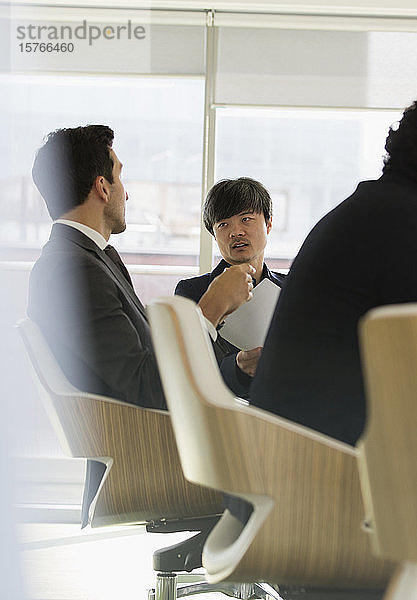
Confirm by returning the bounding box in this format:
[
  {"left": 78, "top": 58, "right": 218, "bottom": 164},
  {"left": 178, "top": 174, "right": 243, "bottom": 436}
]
[
  {"left": 236, "top": 346, "right": 262, "bottom": 377},
  {"left": 198, "top": 263, "right": 255, "bottom": 328}
]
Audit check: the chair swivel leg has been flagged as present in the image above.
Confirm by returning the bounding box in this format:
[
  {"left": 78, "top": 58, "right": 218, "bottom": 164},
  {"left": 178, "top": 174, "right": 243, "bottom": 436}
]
[{"left": 154, "top": 573, "right": 178, "bottom": 600}]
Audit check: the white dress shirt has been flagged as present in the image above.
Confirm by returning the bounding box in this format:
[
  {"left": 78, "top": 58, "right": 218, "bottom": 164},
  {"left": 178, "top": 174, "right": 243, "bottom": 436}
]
[{"left": 55, "top": 219, "right": 107, "bottom": 250}]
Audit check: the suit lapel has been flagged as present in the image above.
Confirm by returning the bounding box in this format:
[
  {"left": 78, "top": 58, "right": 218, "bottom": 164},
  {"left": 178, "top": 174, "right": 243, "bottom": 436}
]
[
  {"left": 209, "top": 259, "right": 229, "bottom": 283},
  {"left": 50, "top": 224, "right": 148, "bottom": 320},
  {"left": 99, "top": 250, "right": 148, "bottom": 320}
]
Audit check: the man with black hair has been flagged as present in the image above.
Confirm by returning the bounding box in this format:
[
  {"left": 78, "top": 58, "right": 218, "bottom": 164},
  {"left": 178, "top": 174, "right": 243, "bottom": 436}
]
[
  {"left": 251, "top": 100, "right": 417, "bottom": 446},
  {"left": 175, "top": 177, "right": 286, "bottom": 397},
  {"left": 28, "top": 126, "right": 255, "bottom": 410}
]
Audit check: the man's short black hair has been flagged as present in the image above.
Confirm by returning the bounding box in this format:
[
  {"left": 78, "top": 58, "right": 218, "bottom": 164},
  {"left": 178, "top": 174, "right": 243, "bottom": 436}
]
[
  {"left": 383, "top": 100, "right": 417, "bottom": 184},
  {"left": 32, "top": 125, "right": 114, "bottom": 220},
  {"left": 203, "top": 177, "right": 273, "bottom": 236}
]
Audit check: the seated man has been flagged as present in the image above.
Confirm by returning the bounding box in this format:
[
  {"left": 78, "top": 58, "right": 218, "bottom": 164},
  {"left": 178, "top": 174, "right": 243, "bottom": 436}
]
[
  {"left": 28, "top": 125, "right": 255, "bottom": 410},
  {"left": 251, "top": 99, "right": 417, "bottom": 446},
  {"left": 175, "top": 177, "right": 286, "bottom": 397}
]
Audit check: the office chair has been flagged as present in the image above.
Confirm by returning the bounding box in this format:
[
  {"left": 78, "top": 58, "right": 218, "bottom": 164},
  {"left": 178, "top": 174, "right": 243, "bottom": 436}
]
[
  {"left": 358, "top": 303, "right": 417, "bottom": 600},
  {"left": 148, "top": 295, "right": 396, "bottom": 600},
  {"left": 18, "top": 317, "right": 242, "bottom": 600}
]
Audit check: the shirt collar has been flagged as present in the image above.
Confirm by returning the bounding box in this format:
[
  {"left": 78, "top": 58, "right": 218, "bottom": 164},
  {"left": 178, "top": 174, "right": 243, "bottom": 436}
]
[{"left": 54, "top": 219, "right": 107, "bottom": 251}]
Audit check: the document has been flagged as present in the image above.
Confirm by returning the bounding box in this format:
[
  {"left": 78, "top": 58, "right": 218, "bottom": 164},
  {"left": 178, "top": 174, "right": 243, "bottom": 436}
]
[{"left": 220, "top": 279, "right": 280, "bottom": 350}]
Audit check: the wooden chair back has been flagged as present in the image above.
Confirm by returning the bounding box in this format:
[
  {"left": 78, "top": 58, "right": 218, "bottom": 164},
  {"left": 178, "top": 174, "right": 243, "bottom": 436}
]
[
  {"left": 358, "top": 303, "right": 417, "bottom": 563},
  {"left": 148, "top": 296, "right": 395, "bottom": 588},
  {"left": 18, "top": 318, "right": 222, "bottom": 527}
]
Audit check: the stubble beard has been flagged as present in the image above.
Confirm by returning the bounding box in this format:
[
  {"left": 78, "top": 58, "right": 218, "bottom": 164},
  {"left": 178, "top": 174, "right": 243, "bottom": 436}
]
[
  {"left": 104, "top": 199, "right": 126, "bottom": 235},
  {"left": 111, "top": 218, "right": 126, "bottom": 235}
]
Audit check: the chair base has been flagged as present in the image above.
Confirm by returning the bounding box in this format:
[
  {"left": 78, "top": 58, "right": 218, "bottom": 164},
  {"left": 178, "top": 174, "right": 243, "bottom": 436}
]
[
  {"left": 278, "top": 587, "right": 384, "bottom": 600},
  {"left": 149, "top": 575, "right": 386, "bottom": 600},
  {"left": 147, "top": 518, "right": 384, "bottom": 600},
  {"left": 149, "top": 573, "right": 285, "bottom": 600}
]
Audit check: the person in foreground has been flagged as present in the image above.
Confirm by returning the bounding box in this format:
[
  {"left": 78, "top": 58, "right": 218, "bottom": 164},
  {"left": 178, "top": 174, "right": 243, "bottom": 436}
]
[
  {"left": 28, "top": 125, "right": 255, "bottom": 410},
  {"left": 251, "top": 100, "right": 417, "bottom": 446},
  {"left": 175, "top": 177, "right": 286, "bottom": 397}
]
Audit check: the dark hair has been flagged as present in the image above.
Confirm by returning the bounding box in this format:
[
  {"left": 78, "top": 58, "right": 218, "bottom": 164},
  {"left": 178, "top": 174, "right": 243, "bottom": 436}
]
[
  {"left": 203, "top": 177, "right": 273, "bottom": 235},
  {"left": 383, "top": 100, "right": 417, "bottom": 183},
  {"left": 32, "top": 125, "right": 114, "bottom": 220}
]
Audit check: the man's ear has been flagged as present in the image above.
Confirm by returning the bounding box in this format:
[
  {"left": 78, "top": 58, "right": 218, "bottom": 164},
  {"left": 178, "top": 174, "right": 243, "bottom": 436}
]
[
  {"left": 266, "top": 217, "right": 273, "bottom": 234},
  {"left": 94, "top": 175, "right": 110, "bottom": 202}
]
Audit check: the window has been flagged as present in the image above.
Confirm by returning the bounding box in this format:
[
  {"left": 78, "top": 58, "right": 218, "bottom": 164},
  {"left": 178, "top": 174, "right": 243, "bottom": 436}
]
[
  {"left": 215, "top": 107, "right": 401, "bottom": 267},
  {"left": 0, "top": 72, "right": 205, "bottom": 458},
  {"left": 0, "top": 73, "right": 205, "bottom": 268}
]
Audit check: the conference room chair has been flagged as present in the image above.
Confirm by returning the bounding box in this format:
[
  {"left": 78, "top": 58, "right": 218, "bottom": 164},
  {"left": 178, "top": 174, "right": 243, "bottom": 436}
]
[
  {"left": 358, "top": 303, "right": 417, "bottom": 600},
  {"left": 147, "top": 295, "right": 396, "bottom": 600},
  {"left": 18, "top": 317, "right": 247, "bottom": 600}
]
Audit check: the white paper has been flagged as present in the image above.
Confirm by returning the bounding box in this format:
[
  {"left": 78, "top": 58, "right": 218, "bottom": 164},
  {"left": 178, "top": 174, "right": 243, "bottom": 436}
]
[{"left": 219, "top": 278, "right": 280, "bottom": 350}]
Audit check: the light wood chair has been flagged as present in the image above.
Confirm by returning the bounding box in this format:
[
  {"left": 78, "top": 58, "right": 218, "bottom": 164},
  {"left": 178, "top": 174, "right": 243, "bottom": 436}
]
[
  {"left": 358, "top": 303, "right": 417, "bottom": 600},
  {"left": 17, "top": 318, "right": 226, "bottom": 600},
  {"left": 148, "top": 295, "right": 396, "bottom": 599}
]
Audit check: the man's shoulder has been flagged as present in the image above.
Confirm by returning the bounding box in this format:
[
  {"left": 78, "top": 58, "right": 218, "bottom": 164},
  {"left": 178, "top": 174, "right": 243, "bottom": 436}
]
[
  {"left": 39, "top": 223, "right": 104, "bottom": 260},
  {"left": 175, "top": 272, "right": 211, "bottom": 303},
  {"left": 35, "top": 237, "right": 88, "bottom": 268},
  {"left": 175, "top": 260, "right": 227, "bottom": 302},
  {"left": 31, "top": 229, "right": 104, "bottom": 287},
  {"left": 264, "top": 264, "right": 287, "bottom": 287}
]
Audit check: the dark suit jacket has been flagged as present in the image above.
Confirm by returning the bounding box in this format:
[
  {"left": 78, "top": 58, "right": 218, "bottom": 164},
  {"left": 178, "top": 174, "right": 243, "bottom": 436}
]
[
  {"left": 251, "top": 172, "right": 417, "bottom": 445},
  {"left": 175, "top": 259, "right": 286, "bottom": 397},
  {"left": 28, "top": 223, "right": 166, "bottom": 410}
]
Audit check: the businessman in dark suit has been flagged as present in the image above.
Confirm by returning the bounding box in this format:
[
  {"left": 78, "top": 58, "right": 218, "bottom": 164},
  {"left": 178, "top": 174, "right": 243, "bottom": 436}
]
[
  {"left": 251, "top": 99, "right": 417, "bottom": 446},
  {"left": 175, "top": 178, "right": 286, "bottom": 397},
  {"left": 28, "top": 125, "right": 255, "bottom": 410}
]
